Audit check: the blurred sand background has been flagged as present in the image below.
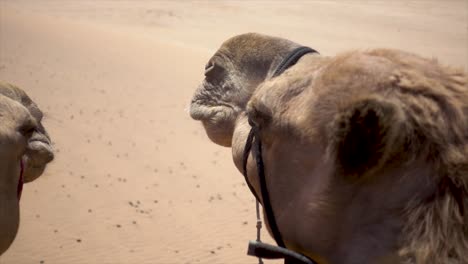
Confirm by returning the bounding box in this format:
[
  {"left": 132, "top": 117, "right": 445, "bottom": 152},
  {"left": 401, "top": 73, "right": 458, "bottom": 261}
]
[{"left": 0, "top": 1, "right": 466, "bottom": 263}]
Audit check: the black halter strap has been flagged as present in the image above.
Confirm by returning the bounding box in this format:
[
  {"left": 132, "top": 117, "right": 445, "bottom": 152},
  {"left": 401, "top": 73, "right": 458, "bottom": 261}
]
[
  {"left": 242, "top": 46, "right": 318, "bottom": 264},
  {"left": 273, "top": 46, "right": 318, "bottom": 77},
  {"left": 243, "top": 125, "right": 282, "bottom": 246}
]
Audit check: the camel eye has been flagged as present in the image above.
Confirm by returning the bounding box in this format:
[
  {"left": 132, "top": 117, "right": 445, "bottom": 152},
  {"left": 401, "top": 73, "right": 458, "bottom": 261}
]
[
  {"left": 205, "top": 61, "right": 214, "bottom": 70},
  {"left": 204, "top": 62, "right": 215, "bottom": 76}
]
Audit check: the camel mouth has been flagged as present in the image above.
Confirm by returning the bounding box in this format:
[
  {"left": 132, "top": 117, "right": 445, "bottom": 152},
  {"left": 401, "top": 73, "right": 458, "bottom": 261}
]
[
  {"left": 190, "top": 101, "right": 236, "bottom": 122},
  {"left": 190, "top": 105, "right": 220, "bottom": 121},
  {"left": 189, "top": 102, "right": 212, "bottom": 120},
  {"left": 29, "top": 136, "right": 51, "bottom": 145},
  {"left": 20, "top": 138, "right": 54, "bottom": 184},
  {"left": 27, "top": 139, "right": 54, "bottom": 159}
]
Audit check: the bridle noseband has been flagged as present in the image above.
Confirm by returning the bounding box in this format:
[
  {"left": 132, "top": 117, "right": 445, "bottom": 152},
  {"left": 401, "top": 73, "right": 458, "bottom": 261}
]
[{"left": 242, "top": 46, "right": 318, "bottom": 264}]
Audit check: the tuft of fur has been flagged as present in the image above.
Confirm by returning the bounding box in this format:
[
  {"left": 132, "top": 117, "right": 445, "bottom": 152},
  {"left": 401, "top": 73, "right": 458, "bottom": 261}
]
[
  {"left": 379, "top": 52, "right": 468, "bottom": 264},
  {"left": 328, "top": 50, "right": 468, "bottom": 263}
]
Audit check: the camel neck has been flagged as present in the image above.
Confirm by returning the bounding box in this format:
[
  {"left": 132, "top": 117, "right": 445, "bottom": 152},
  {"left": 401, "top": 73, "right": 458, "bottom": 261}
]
[{"left": 0, "top": 161, "right": 20, "bottom": 255}]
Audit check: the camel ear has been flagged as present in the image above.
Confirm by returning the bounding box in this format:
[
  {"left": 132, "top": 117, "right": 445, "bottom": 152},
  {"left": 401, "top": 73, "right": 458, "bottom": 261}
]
[{"left": 328, "top": 98, "right": 402, "bottom": 179}]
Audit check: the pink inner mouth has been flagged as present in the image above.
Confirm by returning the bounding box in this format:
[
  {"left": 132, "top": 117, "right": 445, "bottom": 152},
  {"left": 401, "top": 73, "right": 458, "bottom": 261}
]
[{"left": 17, "top": 159, "right": 24, "bottom": 200}]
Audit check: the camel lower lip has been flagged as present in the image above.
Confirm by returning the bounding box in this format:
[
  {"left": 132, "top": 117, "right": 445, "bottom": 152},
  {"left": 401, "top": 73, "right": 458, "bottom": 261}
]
[
  {"left": 190, "top": 101, "right": 238, "bottom": 121},
  {"left": 190, "top": 103, "right": 221, "bottom": 121},
  {"left": 29, "top": 138, "right": 50, "bottom": 145}
]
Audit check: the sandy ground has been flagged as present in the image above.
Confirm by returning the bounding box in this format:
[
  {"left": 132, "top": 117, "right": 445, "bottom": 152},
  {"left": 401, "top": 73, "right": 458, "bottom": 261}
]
[{"left": 0, "top": 1, "right": 466, "bottom": 263}]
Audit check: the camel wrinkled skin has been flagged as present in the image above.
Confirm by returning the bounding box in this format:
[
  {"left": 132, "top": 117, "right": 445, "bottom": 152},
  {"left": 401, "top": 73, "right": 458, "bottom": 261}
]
[
  {"left": 190, "top": 33, "right": 468, "bottom": 264},
  {"left": 0, "top": 82, "right": 54, "bottom": 255}
]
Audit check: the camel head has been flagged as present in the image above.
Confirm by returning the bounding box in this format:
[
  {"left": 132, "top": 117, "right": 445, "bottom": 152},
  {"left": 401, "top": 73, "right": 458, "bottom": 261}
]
[
  {"left": 189, "top": 33, "right": 306, "bottom": 147},
  {"left": 0, "top": 82, "right": 55, "bottom": 256},
  {"left": 0, "top": 93, "right": 38, "bottom": 255},
  {"left": 237, "top": 48, "right": 468, "bottom": 263},
  {"left": 190, "top": 34, "right": 468, "bottom": 264},
  {"left": 0, "top": 82, "right": 54, "bottom": 183}
]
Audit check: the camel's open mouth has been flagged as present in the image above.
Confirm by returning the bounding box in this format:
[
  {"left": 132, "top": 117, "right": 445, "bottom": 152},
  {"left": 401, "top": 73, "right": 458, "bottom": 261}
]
[{"left": 17, "top": 159, "right": 24, "bottom": 200}]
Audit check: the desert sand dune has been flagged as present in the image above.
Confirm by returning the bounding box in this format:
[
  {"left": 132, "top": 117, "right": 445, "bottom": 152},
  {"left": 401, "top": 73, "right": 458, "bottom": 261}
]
[{"left": 0, "top": 1, "right": 466, "bottom": 263}]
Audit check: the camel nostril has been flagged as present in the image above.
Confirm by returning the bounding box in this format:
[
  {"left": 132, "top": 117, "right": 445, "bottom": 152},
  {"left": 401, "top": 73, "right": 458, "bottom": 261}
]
[
  {"left": 247, "top": 103, "right": 272, "bottom": 129},
  {"left": 204, "top": 61, "right": 215, "bottom": 73},
  {"left": 248, "top": 116, "right": 259, "bottom": 128},
  {"left": 19, "top": 125, "right": 36, "bottom": 139},
  {"left": 18, "top": 116, "right": 38, "bottom": 138}
]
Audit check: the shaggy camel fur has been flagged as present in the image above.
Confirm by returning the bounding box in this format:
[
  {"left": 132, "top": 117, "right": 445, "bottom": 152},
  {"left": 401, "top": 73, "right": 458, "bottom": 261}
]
[
  {"left": 0, "top": 82, "right": 54, "bottom": 255},
  {"left": 190, "top": 33, "right": 468, "bottom": 264}
]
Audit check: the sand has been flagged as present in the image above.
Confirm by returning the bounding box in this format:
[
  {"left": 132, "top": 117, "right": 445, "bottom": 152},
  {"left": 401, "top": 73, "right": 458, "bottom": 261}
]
[{"left": 0, "top": 1, "right": 466, "bottom": 263}]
